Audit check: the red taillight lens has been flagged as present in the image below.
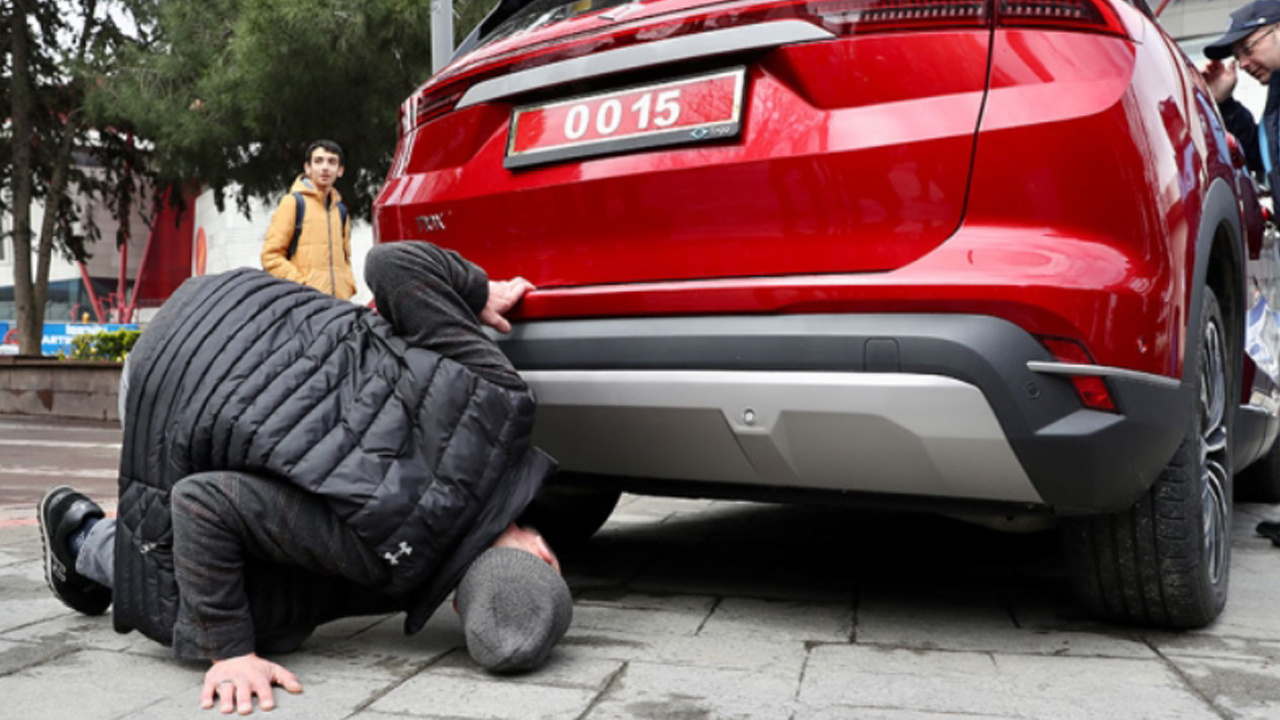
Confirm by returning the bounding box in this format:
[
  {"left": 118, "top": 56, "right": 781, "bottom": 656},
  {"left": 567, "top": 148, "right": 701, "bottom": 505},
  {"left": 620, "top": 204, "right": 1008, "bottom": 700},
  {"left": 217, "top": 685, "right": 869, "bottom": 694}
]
[
  {"left": 402, "top": 87, "right": 466, "bottom": 134},
  {"left": 997, "top": 0, "right": 1126, "bottom": 36},
  {"left": 1039, "top": 337, "right": 1118, "bottom": 412},
  {"left": 799, "top": 0, "right": 989, "bottom": 34}
]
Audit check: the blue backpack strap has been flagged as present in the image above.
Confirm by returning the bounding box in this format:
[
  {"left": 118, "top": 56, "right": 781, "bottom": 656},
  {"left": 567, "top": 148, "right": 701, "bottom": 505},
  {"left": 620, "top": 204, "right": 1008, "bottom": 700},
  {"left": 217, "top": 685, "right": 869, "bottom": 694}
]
[
  {"left": 287, "top": 192, "right": 305, "bottom": 260},
  {"left": 338, "top": 202, "right": 348, "bottom": 236},
  {"left": 1262, "top": 119, "right": 1273, "bottom": 176}
]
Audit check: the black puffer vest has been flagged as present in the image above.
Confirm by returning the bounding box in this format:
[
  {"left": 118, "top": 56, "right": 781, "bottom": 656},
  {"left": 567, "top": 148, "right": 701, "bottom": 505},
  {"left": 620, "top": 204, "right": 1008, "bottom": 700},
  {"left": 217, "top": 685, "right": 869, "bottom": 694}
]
[{"left": 112, "top": 269, "right": 554, "bottom": 646}]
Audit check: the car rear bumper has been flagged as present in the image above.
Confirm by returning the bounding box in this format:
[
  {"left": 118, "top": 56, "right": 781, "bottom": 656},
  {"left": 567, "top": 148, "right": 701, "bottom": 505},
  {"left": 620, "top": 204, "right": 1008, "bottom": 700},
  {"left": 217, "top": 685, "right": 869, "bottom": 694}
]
[{"left": 500, "top": 313, "right": 1189, "bottom": 514}]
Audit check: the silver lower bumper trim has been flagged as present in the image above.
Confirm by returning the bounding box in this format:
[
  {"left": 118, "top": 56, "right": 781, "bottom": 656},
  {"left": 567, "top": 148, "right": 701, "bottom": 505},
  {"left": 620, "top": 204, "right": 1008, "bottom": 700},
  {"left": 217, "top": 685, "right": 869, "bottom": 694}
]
[{"left": 524, "top": 370, "right": 1043, "bottom": 504}]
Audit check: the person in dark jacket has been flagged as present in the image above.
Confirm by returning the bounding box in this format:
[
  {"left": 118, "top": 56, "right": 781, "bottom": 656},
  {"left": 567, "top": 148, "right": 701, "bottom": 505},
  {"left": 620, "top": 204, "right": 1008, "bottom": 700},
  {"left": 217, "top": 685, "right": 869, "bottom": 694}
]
[
  {"left": 1202, "top": 0, "right": 1280, "bottom": 190},
  {"left": 37, "top": 241, "right": 570, "bottom": 715}
]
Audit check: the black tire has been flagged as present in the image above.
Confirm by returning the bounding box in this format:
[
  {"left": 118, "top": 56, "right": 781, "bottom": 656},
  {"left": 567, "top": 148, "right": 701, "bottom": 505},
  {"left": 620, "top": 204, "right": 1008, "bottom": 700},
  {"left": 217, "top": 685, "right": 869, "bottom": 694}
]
[
  {"left": 1063, "top": 286, "right": 1233, "bottom": 628},
  {"left": 1236, "top": 431, "right": 1280, "bottom": 502},
  {"left": 518, "top": 476, "right": 621, "bottom": 550}
]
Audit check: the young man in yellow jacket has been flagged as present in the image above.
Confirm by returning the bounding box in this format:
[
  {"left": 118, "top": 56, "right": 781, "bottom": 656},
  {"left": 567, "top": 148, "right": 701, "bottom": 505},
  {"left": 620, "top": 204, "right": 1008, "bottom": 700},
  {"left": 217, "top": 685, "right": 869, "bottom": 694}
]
[{"left": 261, "top": 140, "right": 357, "bottom": 299}]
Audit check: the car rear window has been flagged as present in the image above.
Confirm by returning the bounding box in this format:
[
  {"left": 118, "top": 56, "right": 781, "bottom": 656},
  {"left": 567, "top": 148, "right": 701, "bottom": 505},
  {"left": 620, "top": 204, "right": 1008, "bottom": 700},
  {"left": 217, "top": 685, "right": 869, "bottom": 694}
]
[{"left": 479, "top": 0, "right": 637, "bottom": 49}]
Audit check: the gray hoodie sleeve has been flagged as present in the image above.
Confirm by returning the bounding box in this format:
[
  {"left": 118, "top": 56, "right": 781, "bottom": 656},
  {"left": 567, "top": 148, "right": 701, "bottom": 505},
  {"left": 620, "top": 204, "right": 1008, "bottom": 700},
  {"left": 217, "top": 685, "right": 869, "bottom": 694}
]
[{"left": 364, "top": 242, "right": 523, "bottom": 389}]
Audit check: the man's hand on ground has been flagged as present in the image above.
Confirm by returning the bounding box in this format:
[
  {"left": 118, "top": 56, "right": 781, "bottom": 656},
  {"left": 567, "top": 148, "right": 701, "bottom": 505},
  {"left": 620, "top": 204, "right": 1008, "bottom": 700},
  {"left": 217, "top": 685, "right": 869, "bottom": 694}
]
[
  {"left": 201, "top": 652, "right": 302, "bottom": 715},
  {"left": 480, "top": 277, "right": 536, "bottom": 333}
]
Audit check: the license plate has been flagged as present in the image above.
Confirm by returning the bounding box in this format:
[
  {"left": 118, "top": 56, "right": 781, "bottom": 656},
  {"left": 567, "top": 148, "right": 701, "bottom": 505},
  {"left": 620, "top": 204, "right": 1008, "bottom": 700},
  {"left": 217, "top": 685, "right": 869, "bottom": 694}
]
[{"left": 505, "top": 68, "right": 746, "bottom": 170}]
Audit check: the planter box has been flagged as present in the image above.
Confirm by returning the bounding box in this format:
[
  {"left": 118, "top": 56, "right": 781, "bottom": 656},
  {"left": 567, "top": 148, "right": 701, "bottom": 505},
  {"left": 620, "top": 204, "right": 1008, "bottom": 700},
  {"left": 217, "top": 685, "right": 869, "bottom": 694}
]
[{"left": 0, "top": 357, "right": 123, "bottom": 423}]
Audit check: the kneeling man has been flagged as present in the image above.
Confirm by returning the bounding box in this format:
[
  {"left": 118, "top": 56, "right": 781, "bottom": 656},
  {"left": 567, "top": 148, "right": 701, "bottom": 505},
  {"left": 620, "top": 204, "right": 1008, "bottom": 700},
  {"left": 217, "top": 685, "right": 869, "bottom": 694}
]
[{"left": 39, "top": 242, "right": 571, "bottom": 714}]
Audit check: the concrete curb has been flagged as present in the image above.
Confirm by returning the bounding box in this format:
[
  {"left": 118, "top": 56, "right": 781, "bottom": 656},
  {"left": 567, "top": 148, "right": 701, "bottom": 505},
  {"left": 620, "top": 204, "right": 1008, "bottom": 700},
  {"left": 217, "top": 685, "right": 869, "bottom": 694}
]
[{"left": 0, "top": 357, "right": 122, "bottom": 423}]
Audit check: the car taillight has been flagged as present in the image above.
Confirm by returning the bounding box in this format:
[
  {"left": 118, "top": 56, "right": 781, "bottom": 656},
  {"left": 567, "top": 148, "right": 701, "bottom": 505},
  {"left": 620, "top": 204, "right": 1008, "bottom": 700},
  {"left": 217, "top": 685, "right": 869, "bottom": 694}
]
[
  {"left": 400, "top": 87, "right": 465, "bottom": 135},
  {"left": 1039, "top": 337, "right": 1118, "bottom": 412},
  {"left": 997, "top": 0, "right": 1126, "bottom": 36},
  {"left": 798, "top": 0, "right": 989, "bottom": 33}
]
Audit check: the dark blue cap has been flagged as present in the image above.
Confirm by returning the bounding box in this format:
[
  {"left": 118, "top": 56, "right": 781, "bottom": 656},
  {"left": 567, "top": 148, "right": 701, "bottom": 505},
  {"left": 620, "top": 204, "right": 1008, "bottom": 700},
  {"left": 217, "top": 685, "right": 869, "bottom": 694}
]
[{"left": 1205, "top": 0, "right": 1280, "bottom": 60}]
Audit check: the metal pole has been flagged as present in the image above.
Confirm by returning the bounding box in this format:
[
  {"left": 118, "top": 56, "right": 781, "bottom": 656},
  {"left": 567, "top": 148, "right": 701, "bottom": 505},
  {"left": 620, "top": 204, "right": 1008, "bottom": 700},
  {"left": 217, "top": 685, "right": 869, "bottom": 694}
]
[
  {"left": 115, "top": 132, "right": 134, "bottom": 323},
  {"left": 121, "top": 192, "right": 164, "bottom": 324},
  {"left": 77, "top": 262, "right": 106, "bottom": 323},
  {"left": 431, "top": 0, "right": 454, "bottom": 73}
]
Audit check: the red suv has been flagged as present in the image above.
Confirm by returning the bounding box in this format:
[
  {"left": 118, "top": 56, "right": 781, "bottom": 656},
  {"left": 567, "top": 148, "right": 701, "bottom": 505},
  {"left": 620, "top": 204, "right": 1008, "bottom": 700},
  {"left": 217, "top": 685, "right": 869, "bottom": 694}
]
[{"left": 374, "top": 0, "right": 1280, "bottom": 628}]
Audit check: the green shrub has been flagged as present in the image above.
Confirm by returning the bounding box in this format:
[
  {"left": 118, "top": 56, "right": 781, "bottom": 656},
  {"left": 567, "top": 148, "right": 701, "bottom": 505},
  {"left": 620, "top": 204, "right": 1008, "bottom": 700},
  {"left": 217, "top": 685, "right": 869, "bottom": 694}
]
[{"left": 64, "top": 329, "right": 141, "bottom": 362}]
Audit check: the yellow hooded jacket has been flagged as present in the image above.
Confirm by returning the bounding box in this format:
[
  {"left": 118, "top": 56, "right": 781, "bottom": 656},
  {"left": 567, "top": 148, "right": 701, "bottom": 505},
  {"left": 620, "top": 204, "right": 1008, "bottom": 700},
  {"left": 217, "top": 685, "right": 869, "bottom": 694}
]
[{"left": 261, "top": 175, "right": 356, "bottom": 299}]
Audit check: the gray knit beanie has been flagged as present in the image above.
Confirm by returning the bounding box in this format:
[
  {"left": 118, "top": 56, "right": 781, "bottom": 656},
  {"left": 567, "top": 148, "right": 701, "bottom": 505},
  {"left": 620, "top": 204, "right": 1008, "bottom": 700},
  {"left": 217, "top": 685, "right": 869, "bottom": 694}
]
[{"left": 456, "top": 547, "right": 573, "bottom": 673}]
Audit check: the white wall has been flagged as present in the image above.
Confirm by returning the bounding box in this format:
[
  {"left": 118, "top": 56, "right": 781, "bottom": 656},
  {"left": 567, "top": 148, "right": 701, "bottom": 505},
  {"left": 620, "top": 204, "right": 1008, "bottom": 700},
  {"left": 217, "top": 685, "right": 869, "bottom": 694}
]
[{"left": 0, "top": 182, "right": 148, "bottom": 287}]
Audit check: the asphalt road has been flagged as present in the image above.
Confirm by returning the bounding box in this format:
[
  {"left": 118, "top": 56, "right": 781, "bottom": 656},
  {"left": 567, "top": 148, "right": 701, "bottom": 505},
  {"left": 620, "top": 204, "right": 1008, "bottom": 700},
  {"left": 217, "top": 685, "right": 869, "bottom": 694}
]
[
  {"left": 3, "top": 413, "right": 1280, "bottom": 719},
  {"left": 0, "top": 416, "right": 120, "bottom": 510}
]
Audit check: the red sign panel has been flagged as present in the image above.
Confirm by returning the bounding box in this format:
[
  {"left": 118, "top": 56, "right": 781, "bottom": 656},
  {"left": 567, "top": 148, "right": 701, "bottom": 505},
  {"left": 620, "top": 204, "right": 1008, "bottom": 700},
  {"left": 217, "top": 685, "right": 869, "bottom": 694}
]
[{"left": 506, "top": 68, "right": 746, "bottom": 169}]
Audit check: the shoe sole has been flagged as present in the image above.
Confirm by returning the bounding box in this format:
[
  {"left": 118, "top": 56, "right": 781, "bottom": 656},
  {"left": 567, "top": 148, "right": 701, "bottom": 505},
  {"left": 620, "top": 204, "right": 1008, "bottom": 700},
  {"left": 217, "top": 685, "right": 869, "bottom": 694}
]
[{"left": 37, "top": 485, "right": 76, "bottom": 610}]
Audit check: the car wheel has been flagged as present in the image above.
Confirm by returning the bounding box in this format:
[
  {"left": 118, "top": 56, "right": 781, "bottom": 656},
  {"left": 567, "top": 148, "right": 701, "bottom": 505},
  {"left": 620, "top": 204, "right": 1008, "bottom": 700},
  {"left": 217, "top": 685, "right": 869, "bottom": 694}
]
[
  {"left": 1063, "top": 286, "right": 1232, "bottom": 628},
  {"left": 1235, "top": 430, "right": 1280, "bottom": 502},
  {"left": 517, "top": 476, "right": 621, "bottom": 550}
]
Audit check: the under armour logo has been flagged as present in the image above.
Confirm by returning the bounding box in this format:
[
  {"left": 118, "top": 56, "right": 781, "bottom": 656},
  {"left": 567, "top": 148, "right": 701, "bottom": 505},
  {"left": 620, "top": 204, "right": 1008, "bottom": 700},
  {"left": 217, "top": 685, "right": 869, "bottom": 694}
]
[{"left": 384, "top": 542, "right": 413, "bottom": 566}]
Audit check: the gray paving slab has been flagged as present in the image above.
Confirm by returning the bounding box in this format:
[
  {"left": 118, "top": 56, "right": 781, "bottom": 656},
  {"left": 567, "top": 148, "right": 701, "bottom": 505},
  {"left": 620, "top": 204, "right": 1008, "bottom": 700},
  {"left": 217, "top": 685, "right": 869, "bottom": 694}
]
[
  {"left": 1, "top": 648, "right": 204, "bottom": 720},
  {"left": 371, "top": 673, "right": 600, "bottom": 719},
  {"left": 1150, "top": 631, "right": 1280, "bottom": 665},
  {"left": 283, "top": 612, "right": 461, "bottom": 681},
  {"left": 1, "top": 609, "right": 155, "bottom": 654},
  {"left": 697, "top": 597, "right": 853, "bottom": 644},
  {"left": 0, "top": 560, "right": 74, "bottom": 634},
  {"left": 0, "top": 638, "right": 75, "bottom": 676},
  {"left": 582, "top": 660, "right": 801, "bottom": 720},
  {"left": 431, "top": 649, "right": 624, "bottom": 690},
  {"left": 1191, "top": 544, "right": 1280, "bottom": 642},
  {"left": 1166, "top": 654, "right": 1280, "bottom": 720},
  {"left": 795, "top": 710, "right": 1023, "bottom": 720},
  {"left": 124, "top": 673, "right": 392, "bottom": 720},
  {"left": 857, "top": 584, "right": 1156, "bottom": 658},
  {"left": 572, "top": 601, "right": 711, "bottom": 637},
  {"left": 561, "top": 628, "right": 809, "bottom": 675},
  {"left": 798, "top": 645, "right": 1222, "bottom": 719},
  {"left": 574, "top": 589, "right": 718, "bottom": 615}
]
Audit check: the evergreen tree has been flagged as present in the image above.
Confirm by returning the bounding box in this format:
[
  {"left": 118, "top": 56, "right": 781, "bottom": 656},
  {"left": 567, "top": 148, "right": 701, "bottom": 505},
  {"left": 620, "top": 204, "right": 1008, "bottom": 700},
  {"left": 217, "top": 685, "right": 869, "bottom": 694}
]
[
  {"left": 90, "top": 0, "right": 491, "bottom": 219},
  {"left": 3, "top": 0, "right": 141, "bottom": 355},
  {"left": 5, "top": 0, "right": 496, "bottom": 355}
]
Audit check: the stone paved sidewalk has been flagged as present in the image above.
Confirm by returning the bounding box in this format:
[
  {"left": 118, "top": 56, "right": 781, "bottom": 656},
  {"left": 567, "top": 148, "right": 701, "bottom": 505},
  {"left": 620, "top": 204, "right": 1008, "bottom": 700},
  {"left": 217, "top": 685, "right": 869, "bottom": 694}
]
[{"left": 2, "top": 495, "right": 1280, "bottom": 719}]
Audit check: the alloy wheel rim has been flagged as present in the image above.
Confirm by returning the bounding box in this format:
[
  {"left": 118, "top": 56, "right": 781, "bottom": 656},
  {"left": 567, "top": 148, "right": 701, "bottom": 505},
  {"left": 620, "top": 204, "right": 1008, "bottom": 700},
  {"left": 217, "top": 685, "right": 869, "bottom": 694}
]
[{"left": 1200, "top": 316, "right": 1229, "bottom": 586}]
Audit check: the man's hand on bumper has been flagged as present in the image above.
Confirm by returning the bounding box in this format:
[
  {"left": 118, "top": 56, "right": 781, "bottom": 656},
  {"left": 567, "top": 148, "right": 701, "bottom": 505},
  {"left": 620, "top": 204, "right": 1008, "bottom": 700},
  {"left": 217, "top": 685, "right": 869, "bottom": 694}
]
[{"left": 481, "top": 277, "right": 536, "bottom": 333}]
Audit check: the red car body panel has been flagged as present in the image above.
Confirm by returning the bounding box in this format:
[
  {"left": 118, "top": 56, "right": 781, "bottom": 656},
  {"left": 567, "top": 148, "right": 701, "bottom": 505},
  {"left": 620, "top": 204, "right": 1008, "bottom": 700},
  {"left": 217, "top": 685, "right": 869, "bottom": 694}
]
[
  {"left": 379, "top": 30, "right": 990, "bottom": 286},
  {"left": 375, "top": 2, "right": 1252, "bottom": 383},
  {"left": 374, "top": 0, "right": 1270, "bottom": 502}
]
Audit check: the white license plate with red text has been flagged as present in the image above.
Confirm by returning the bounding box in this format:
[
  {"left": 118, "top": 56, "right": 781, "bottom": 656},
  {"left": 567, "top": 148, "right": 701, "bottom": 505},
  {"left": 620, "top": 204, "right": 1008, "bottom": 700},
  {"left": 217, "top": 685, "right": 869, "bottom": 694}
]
[{"left": 505, "top": 68, "right": 746, "bottom": 169}]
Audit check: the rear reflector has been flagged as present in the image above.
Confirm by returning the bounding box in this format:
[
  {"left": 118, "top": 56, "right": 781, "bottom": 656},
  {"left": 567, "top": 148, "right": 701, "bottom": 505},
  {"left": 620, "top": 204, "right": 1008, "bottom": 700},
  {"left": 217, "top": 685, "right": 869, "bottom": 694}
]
[{"left": 1039, "top": 337, "right": 1118, "bottom": 412}]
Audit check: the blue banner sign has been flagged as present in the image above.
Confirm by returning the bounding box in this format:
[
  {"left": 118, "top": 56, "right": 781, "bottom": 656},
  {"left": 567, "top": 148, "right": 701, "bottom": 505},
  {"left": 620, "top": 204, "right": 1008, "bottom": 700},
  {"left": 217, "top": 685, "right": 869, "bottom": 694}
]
[{"left": 0, "top": 322, "right": 140, "bottom": 356}]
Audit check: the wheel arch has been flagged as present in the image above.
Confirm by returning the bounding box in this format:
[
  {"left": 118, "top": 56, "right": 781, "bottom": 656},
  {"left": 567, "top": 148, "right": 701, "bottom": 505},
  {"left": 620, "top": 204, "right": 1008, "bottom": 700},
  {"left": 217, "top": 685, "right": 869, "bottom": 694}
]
[
  {"left": 1189, "top": 177, "right": 1247, "bottom": 446},
  {"left": 1182, "top": 176, "right": 1244, "bottom": 456}
]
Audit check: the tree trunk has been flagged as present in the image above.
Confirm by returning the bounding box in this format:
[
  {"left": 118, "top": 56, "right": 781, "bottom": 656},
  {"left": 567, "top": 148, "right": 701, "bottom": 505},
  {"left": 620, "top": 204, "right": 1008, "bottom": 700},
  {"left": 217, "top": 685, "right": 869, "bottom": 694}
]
[
  {"left": 34, "top": 112, "right": 83, "bottom": 333},
  {"left": 9, "top": 0, "right": 39, "bottom": 356},
  {"left": 11, "top": 0, "right": 100, "bottom": 355}
]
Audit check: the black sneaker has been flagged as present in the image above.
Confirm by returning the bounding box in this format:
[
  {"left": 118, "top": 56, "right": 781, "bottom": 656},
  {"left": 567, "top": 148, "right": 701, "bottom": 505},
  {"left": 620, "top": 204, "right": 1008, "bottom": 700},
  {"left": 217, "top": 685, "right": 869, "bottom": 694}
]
[{"left": 37, "top": 486, "right": 112, "bottom": 615}]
